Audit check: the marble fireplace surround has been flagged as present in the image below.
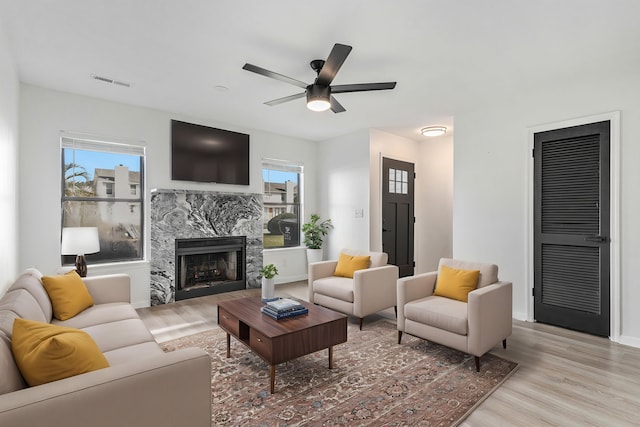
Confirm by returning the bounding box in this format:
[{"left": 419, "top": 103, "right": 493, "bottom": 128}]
[{"left": 150, "top": 189, "right": 262, "bottom": 306}]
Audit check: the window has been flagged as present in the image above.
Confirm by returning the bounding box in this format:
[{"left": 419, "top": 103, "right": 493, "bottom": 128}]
[
  {"left": 262, "top": 159, "right": 302, "bottom": 249},
  {"left": 388, "top": 167, "right": 409, "bottom": 194},
  {"left": 61, "top": 136, "right": 145, "bottom": 265}
]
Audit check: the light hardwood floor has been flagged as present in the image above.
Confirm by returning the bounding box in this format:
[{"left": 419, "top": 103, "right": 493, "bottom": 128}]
[{"left": 137, "top": 282, "right": 640, "bottom": 426}]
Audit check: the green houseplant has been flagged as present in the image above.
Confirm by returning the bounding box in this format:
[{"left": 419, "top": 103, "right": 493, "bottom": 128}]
[
  {"left": 302, "top": 214, "right": 333, "bottom": 249},
  {"left": 259, "top": 263, "right": 278, "bottom": 301},
  {"left": 259, "top": 263, "right": 279, "bottom": 279},
  {"left": 302, "top": 214, "right": 333, "bottom": 263}
]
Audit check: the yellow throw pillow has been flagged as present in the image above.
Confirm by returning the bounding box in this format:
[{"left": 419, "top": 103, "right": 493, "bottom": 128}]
[
  {"left": 11, "top": 318, "right": 109, "bottom": 387},
  {"left": 41, "top": 270, "right": 94, "bottom": 320},
  {"left": 333, "top": 253, "right": 371, "bottom": 278},
  {"left": 433, "top": 265, "right": 480, "bottom": 302}
]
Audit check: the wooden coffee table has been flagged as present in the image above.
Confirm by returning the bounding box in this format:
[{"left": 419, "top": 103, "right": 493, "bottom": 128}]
[{"left": 217, "top": 296, "right": 347, "bottom": 394}]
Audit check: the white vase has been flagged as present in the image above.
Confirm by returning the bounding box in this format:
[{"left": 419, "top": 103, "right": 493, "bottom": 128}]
[
  {"left": 261, "top": 277, "right": 275, "bottom": 301},
  {"left": 306, "top": 248, "right": 323, "bottom": 264}
]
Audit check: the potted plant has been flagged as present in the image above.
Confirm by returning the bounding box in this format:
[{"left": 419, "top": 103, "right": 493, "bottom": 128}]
[
  {"left": 259, "top": 263, "right": 278, "bottom": 301},
  {"left": 302, "top": 214, "right": 333, "bottom": 264}
]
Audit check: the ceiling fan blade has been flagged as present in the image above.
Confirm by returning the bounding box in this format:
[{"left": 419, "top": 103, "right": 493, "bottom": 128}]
[
  {"left": 332, "top": 82, "right": 397, "bottom": 93},
  {"left": 315, "top": 44, "right": 352, "bottom": 86},
  {"left": 330, "top": 96, "right": 346, "bottom": 113},
  {"left": 242, "top": 63, "right": 308, "bottom": 89},
  {"left": 264, "top": 92, "right": 306, "bottom": 106}
]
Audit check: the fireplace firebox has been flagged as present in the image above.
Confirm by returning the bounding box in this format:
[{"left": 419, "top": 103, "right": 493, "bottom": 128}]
[{"left": 175, "top": 236, "right": 246, "bottom": 301}]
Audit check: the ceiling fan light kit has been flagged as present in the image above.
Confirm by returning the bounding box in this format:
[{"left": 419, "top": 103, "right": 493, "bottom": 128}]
[
  {"left": 243, "top": 43, "right": 396, "bottom": 113},
  {"left": 306, "top": 84, "right": 331, "bottom": 111},
  {"left": 421, "top": 126, "right": 447, "bottom": 137}
]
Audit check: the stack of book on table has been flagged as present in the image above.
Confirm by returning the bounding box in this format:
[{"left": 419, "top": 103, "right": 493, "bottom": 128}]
[{"left": 261, "top": 298, "right": 308, "bottom": 320}]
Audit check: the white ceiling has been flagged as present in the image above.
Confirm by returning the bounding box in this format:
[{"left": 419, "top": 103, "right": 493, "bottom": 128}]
[{"left": 1, "top": 0, "right": 639, "bottom": 142}]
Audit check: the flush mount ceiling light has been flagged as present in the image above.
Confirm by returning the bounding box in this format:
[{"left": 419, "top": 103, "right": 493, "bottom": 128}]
[
  {"left": 421, "top": 126, "right": 447, "bottom": 137},
  {"left": 306, "top": 84, "right": 331, "bottom": 112}
]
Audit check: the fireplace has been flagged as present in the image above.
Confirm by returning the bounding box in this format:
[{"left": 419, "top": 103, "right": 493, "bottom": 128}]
[{"left": 175, "top": 236, "right": 246, "bottom": 301}]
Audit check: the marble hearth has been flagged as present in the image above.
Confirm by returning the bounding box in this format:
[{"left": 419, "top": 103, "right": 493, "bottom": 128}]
[{"left": 150, "top": 189, "right": 262, "bottom": 305}]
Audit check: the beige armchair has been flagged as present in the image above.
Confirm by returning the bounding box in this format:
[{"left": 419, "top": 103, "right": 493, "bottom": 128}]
[
  {"left": 308, "top": 249, "right": 399, "bottom": 330},
  {"left": 397, "top": 258, "right": 512, "bottom": 371}
]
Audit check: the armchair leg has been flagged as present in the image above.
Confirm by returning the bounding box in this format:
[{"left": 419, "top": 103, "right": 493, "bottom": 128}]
[
  {"left": 359, "top": 318, "right": 363, "bottom": 330},
  {"left": 474, "top": 356, "right": 480, "bottom": 372},
  {"left": 398, "top": 331, "right": 403, "bottom": 344},
  {"left": 503, "top": 339, "right": 507, "bottom": 349}
]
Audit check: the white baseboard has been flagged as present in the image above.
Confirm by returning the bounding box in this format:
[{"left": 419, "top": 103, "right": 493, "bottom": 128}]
[
  {"left": 617, "top": 334, "right": 640, "bottom": 349},
  {"left": 132, "top": 300, "right": 150, "bottom": 309},
  {"left": 512, "top": 311, "right": 528, "bottom": 322},
  {"left": 275, "top": 274, "right": 307, "bottom": 285}
]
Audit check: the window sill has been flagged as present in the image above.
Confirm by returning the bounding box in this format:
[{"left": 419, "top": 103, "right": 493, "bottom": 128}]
[{"left": 263, "top": 246, "right": 306, "bottom": 253}]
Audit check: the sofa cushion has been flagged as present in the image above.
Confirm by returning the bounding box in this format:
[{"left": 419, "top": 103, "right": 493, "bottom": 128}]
[
  {"left": 334, "top": 253, "right": 371, "bottom": 278},
  {"left": 312, "top": 276, "right": 354, "bottom": 302},
  {"left": 82, "top": 318, "right": 156, "bottom": 353},
  {"left": 0, "top": 289, "right": 49, "bottom": 335},
  {"left": 41, "top": 271, "right": 94, "bottom": 321},
  {"left": 404, "top": 296, "right": 468, "bottom": 335},
  {"left": 0, "top": 331, "right": 26, "bottom": 394},
  {"left": 102, "top": 341, "right": 164, "bottom": 366},
  {"left": 52, "top": 303, "right": 139, "bottom": 329},
  {"left": 11, "top": 318, "right": 109, "bottom": 387},
  {"left": 433, "top": 265, "right": 480, "bottom": 302},
  {"left": 8, "top": 268, "right": 52, "bottom": 321}
]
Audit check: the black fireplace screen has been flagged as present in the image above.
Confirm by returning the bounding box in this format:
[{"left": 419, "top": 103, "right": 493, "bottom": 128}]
[{"left": 175, "top": 236, "right": 246, "bottom": 300}]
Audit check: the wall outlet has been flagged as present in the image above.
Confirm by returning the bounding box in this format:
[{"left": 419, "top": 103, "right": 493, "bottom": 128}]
[{"left": 355, "top": 208, "right": 364, "bottom": 218}]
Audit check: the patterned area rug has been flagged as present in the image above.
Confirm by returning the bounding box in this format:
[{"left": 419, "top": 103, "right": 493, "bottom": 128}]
[{"left": 161, "top": 319, "right": 517, "bottom": 426}]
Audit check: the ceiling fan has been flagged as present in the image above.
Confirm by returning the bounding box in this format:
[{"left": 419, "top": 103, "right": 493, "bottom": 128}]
[{"left": 242, "top": 43, "right": 396, "bottom": 113}]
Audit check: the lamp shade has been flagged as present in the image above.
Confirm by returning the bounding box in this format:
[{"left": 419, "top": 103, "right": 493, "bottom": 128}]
[{"left": 61, "top": 227, "right": 100, "bottom": 255}]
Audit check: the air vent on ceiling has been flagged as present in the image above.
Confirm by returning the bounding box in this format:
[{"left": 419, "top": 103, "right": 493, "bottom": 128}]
[{"left": 90, "top": 74, "right": 131, "bottom": 88}]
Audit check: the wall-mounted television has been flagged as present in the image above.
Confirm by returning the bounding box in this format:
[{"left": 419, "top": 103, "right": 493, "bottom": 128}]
[{"left": 171, "top": 120, "right": 250, "bottom": 185}]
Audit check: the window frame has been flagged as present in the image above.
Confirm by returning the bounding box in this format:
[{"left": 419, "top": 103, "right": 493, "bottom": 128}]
[
  {"left": 262, "top": 158, "right": 303, "bottom": 250},
  {"left": 60, "top": 134, "right": 146, "bottom": 265}
]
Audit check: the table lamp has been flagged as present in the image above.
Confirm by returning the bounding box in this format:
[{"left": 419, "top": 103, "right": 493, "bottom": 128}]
[{"left": 61, "top": 227, "right": 100, "bottom": 277}]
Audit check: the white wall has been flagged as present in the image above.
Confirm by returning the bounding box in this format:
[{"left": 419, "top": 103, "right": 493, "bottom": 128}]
[
  {"left": 369, "top": 129, "right": 453, "bottom": 273},
  {"left": 453, "top": 73, "right": 640, "bottom": 345},
  {"left": 18, "top": 84, "right": 317, "bottom": 306},
  {"left": 317, "top": 130, "right": 371, "bottom": 259},
  {"left": 0, "top": 25, "right": 19, "bottom": 295},
  {"left": 418, "top": 132, "right": 453, "bottom": 272}
]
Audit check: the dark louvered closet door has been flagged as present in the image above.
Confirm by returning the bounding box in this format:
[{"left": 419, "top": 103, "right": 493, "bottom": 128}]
[{"left": 533, "top": 121, "right": 610, "bottom": 336}]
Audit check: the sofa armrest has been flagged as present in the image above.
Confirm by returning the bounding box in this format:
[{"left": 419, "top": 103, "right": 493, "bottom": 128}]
[
  {"left": 0, "top": 347, "right": 211, "bottom": 427},
  {"left": 352, "top": 265, "right": 399, "bottom": 317},
  {"left": 467, "top": 281, "right": 513, "bottom": 357},
  {"left": 396, "top": 271, "right": 437, "bottom": 332},
  {"left": 308, "top": 260, "right": 338, "bottom": 303},
  {"left": 82, "top": 274, "right": 131, "bottom": 304}
]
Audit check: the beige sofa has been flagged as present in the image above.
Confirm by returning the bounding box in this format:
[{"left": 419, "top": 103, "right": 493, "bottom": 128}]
[
  {"left": 397, "top": 258, "right": 512, "bottom": 371},
  {"left": 308, "top": 249, "right": 399, "bottom": 329},
  {"left": 0, "top": 269, "right": 211, "bottom": 427}
]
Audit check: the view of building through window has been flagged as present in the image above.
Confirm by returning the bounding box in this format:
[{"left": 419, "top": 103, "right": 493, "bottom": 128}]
[
  {"left": 62, "top": 140, "right": 144, "bottom": 264},
  {"left": 263, "top": 162, "right": 301, "bottom": 249}
]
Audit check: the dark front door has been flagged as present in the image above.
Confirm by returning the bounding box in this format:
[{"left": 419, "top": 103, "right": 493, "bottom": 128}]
[
  {"left": 382, "top": 157, "right": 415, "bottom": 278},
  {"left": 533, "top": 121, "right": 610, "bottom": 336}
]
